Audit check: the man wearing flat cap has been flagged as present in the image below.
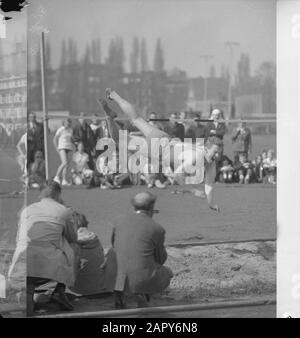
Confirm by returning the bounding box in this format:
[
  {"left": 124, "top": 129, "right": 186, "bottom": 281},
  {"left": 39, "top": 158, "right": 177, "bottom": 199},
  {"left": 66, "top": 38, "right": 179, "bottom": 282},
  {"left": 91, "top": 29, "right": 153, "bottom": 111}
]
[{"left": 112, "top": 192, "right": 173, "bottom": 308}]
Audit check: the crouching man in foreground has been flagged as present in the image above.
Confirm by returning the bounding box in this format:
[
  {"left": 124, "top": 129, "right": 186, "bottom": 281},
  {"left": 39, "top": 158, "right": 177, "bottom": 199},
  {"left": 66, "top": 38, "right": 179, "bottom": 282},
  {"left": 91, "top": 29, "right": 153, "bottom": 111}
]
[
  {"left": 112, "top": 192, "right": 173, "bottom": 308},
  {"left": 23, "top": 181, "right": 78, "bottom": 315}
]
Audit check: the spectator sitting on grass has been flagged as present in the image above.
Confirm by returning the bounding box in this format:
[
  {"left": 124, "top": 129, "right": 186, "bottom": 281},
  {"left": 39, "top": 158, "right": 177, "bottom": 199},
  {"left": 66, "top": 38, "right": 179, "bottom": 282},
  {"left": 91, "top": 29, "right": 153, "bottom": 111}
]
[
  {"left": 28, "top": 150, "right": 46, "bottom": 188},
  {"left": 262, "top": 149, "right": 277, "bottom": 184},
  {"left": 219, "top": 155, "right": 234, "bottom": 183},
  {"left": 252, "top": 155, "right": 264, "bottom": 183},
  {"left": 96, "top": 153, "right": 121, "bottom": 189},
  {"left": 140, "top": 163, "right": 168, "bottom": 189},
  {"left": 71, "top": 142, "right": 93, "bottom": 186},
  {"left": 70, "top": 213, "right": 117, "bottom": 296},
  {"left": 234, "top": 153, "right": 254, "bottom": 184}
]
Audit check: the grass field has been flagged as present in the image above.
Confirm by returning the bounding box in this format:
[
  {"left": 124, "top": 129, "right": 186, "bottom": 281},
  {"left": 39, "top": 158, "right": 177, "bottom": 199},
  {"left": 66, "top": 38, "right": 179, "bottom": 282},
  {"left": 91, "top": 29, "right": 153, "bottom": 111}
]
[
  {"left": 26, "top": 183, "right": 276, "bottom": 247},
  {"left": 0, "top": 132, "right": 276, "bottom": 247}
]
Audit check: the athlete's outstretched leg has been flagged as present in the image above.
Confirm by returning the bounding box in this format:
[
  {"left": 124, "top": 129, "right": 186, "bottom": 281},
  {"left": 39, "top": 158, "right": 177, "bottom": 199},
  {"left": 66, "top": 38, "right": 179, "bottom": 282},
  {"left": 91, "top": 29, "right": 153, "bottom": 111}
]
[{"left": 106, "top": 88, "right": 169, "bottom": 141}]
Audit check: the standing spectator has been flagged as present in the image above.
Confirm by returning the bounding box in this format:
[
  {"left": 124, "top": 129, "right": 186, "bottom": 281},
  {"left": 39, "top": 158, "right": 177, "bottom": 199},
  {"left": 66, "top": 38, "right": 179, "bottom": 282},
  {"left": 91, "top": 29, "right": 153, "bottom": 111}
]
[
  {"left": 207, "top": 109, "right": 226, "bottom": 179},
  {"left": 2, "top": 124, "right": 9, "bottom": 148},
  {"left": 0, "top": 124, "right": 4, "bottom": 148},
  {"left": 112, "top": 192, "right": 173, "bottom": 309},
  {"left": 16, "top": 131, "right": 27, "bottom": 182},
  {"left": 148, "top": 112, "right": 164, "bottom": 131},
  {"left": 98, "top": 120, "right": 110, "bottom": 139},
  {"left": 90, "top": 115, "right": 108, "bottom": 160},
  {"left": 27, "top": 112, "right": 44, "bottom": 168},
  {"left": 186, "top": 113, "right": 208, "bottom": 144},
  {"left": 206, "top": 109, "right": 226, "bottom": 141},
  {"left": 163, "top": 112, "right": 185, "bottom": 141},
  {"left": 178, "top": 111, "right": 190, "bottom": 136},
  {"left": 232, "top": 121, "right": 252, "bottom": 162},
  {"left": 53, "top": 118, "right": 74, "bottom": 186},
  {"left": 93, "top": 120, "right": 111, "bottom": 162},
  {"left": 73, "top": 112, "right": 96, "bottom": 169},
  {"left": 90, "top": 114, "right": 100, "bottom": 134},
  {"left": 261, "top": 149, "right": 268, "bottom": 162}
]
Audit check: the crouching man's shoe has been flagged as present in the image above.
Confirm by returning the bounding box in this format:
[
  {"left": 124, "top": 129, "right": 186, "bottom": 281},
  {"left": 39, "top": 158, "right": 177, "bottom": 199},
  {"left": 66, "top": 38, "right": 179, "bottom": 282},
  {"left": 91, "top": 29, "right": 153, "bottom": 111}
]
[
  {"left": 51, "top": 292, "right": 74, "bottom": 311},
  {"left": 114, "top": 290, "right": 127, "bottom": 309},
  {"left": 135, "top": 293, "right": 149, "bottom": 308}
]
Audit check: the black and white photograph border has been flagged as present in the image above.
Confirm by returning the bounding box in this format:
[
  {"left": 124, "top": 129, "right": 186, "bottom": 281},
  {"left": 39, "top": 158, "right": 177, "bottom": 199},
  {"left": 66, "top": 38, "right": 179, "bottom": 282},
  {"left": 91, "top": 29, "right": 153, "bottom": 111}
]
[{"left": 0, "top": 0, "right": 298, "bottom": 319}]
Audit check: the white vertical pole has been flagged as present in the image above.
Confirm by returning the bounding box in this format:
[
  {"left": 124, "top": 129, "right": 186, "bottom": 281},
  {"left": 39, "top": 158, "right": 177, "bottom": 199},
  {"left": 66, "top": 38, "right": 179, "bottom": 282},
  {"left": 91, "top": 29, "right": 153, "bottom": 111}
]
[{"left": 40, "top": 32, "right": 49, "bottom": 181}]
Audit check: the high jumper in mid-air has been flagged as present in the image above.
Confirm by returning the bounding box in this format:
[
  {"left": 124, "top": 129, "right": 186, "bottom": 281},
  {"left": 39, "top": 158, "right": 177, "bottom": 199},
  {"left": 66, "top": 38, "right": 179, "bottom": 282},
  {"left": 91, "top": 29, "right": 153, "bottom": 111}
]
[{"left": 98, "top": 89, "right": 223, "bottom": 212}]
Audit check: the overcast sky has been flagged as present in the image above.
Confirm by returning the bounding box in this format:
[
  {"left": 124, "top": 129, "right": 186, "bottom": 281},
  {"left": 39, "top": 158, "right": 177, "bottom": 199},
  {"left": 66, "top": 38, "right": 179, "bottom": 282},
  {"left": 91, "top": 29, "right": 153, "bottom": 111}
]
[{"left": 26, "top": 0, "right": 276, "bottom": 77}]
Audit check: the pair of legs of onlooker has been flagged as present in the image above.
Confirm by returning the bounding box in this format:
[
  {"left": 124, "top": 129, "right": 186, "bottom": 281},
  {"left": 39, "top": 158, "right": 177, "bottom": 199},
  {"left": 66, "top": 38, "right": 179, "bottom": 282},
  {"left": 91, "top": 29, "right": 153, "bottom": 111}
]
[
  {"left": 219, "top": 169, "right": 234, "bottom": 183},
  {"left": 237, "top": 168, "right": 253, "bottom": 184},
  {"left": 27, "top": 277, "right": 73, "bottom": 316},
  {"left": 54, "top": 149, "right": 72, "bottom": 186},
  {"left": 114, "top": 279, "right": 150, "bottom": 309}
]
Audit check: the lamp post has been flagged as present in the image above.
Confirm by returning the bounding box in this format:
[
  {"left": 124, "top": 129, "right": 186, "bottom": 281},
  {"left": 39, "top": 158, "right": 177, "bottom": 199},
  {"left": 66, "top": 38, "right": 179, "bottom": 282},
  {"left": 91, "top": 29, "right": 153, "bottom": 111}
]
[
  {"left": 225, "top": 41, "right": 239, "bottom": 119},
  {"left": 200, "top": 55, "right": 213, "bottom": 115}
]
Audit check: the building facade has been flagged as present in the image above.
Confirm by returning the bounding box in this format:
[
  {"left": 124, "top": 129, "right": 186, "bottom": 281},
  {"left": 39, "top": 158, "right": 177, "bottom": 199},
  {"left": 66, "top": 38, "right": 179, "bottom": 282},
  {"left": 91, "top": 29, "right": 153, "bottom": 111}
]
[{"left": 0, "top": 75, "right": 27, "bottom": 121}]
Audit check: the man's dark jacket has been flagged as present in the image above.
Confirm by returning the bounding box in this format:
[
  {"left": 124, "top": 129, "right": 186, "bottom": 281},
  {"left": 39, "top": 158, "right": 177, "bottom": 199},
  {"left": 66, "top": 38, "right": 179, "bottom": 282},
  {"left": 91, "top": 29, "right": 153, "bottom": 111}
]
[{"left": 112, "top": 211, "right": 172, "bottom": 294}]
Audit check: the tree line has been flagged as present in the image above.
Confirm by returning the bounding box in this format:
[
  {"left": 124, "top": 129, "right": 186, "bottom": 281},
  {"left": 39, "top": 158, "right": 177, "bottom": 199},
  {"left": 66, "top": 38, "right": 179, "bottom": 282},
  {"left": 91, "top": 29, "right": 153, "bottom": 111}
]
[{"left": 27, "top": 37, "right": 275, "bottom": 116}]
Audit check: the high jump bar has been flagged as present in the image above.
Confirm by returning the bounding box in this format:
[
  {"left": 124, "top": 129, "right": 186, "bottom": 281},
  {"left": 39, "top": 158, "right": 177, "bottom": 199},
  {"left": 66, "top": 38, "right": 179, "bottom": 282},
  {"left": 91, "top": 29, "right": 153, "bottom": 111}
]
[{"left": 41, "top": 115, "right": 276, "bottom": 124}]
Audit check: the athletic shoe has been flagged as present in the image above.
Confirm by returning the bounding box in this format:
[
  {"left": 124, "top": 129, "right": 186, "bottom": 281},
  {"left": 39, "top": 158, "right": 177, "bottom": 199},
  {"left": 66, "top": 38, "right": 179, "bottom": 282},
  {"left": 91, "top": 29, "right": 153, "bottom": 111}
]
[
  {"left": 98, "top": 98, "right": 117, "bottom": 119},
  {"left": 51, "top": 292, "right": 73, "bottom": 311},
  {"left": 62, "top": 180, "right": 71, "bottom": 186},
  {"left": 105, "top": 88, "right": 113, "bottom": 100},
  {"left": 53, "top": 176, "right": 60, "bottom": 184}
]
